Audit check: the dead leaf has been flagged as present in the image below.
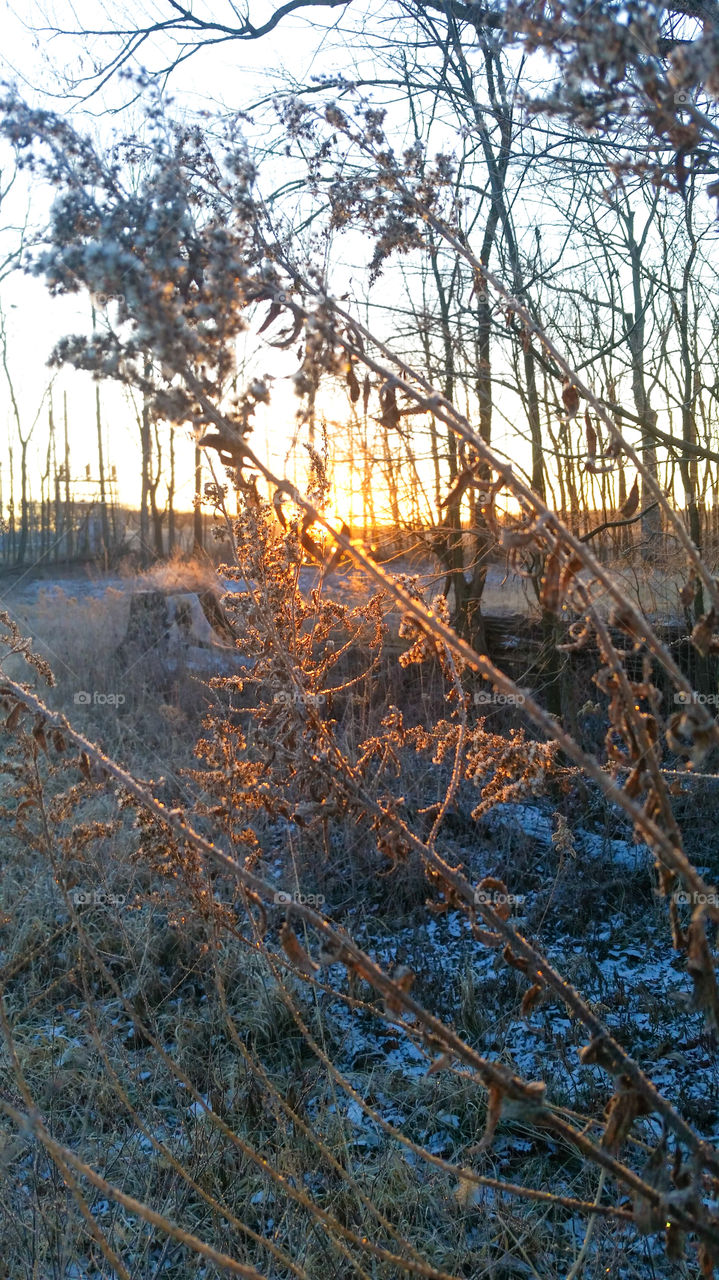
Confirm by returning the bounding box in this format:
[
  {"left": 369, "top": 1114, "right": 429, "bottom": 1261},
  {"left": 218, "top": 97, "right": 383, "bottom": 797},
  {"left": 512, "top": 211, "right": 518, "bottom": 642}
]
[
  {"left": 379, "top": 383, "right": 400, "bottom": 430},
  {"left": 426, "top": 1053, "right": 452, "bottom": 1076},
  {"left": 562, "top": 377, "right": 580, "bottom": 419},
  {"left": 585, "top": 410, "right": 597, "bottom": 458},
  {"left": 384, "top": 964, "right": 415, "bottom": 1014},
  {"left": 257, "top": 300, "right": 282, "bottom": 334},
  {"left": 280, "top": 922, "right": 319, "bottom": 976},
  {"left": 603, "top": 1081, "right": 650, "bottom": 1153},
  {"left": 521, "top": 983, "right": 545, "bottom": 1016},
  {"left": 687, "top": 915, "right": 719, "bottom": 1029},
  {"left": 620, "top": 475, "right": 640, "bottom": 518},
  {"left": 475, "top": 1084, "right": 503, "bottom": 1152},
  {"left": 5, "top": 702, "right": 22, "bottom": 731},
  {"left": 346, "top": 360, "right": 360, "bottom": 403}
]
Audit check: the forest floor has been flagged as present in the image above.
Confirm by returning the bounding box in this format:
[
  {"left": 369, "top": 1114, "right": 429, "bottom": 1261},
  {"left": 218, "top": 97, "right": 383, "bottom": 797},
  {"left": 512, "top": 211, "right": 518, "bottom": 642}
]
[
  {"left": 0, "top": 556, "right": 716, "bottom": 1278},
  {"left": 0, "top": 538, "right": 693, "bottom": 627}
]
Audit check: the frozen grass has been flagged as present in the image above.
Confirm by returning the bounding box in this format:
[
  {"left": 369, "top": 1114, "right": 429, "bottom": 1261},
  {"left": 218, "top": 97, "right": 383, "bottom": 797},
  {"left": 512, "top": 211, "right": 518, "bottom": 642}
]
[
  {"left": 0, "top": 769, "right": 702, "bottom": 1279},
  {"left": 0, "top": 556, "right": 717, "bottom": 1278}
]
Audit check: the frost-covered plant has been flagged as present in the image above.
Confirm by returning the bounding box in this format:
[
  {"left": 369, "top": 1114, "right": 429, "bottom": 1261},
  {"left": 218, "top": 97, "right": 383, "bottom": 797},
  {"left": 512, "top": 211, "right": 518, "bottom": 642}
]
[
  {"left": 1, "top": 89, "right": 284, "bottom": 438},
  {"left": 4, "top": 87, "right": 719, "bottom": 1276},
  {"left": 506, "top": 0, "right": 719, "bottom": 202}
]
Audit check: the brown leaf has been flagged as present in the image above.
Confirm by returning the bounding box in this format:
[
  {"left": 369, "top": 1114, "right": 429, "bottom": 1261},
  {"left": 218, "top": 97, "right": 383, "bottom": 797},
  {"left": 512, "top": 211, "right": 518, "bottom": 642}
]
[
  {"left": 502, "top": 943, "right": 529, "bottom": 973},
  {"left": 579, "top": 1035, "right": 621, "bottom": 1075},
  {"left": 500, "top": 524, "right": 539, "bottom": 549},
  {"left": 280, "top": 922, "right": 319, "bottom": 975},
  {"left": 521, "top": 983, "right": 545, "bottom": 1017},
  {"left": 620, "top": 475, "right": 640, "bottom": 518},
  {"left": 687, "top": 915, "right": 719, "bottom": 1029},
  {"left": 5, "top": 702, "right": 22, "bottom": 731},
  {"left": 270, "top": 311, "right": 303, "bottom": 348},
  {"left": 584, "top": 410, "right": 597, "bottom": 458},
  {"left": 362, "top": 374, "right": 371, "bottom": 415},
  {"left": 559, "top": 554, "right": 583, "bottom": 597},
  {"left": 299, "top": 513, "right": 325, "bottom": 565},
  {"left": 426, "top": 1053, "right": 452, "bottom": 1076},
  {"left": 272, "top": 488, "right": 288, "bottom": 530},
  {"left": 32, "top": 721, "right": 48, "bottom": 755},
  {"left": 561, "top": 377, "right": 580, "bottom": 419},
  {"left": 500, "top": 1080, "right": 547, "bottom": 1122},
  {"left": 475, "top": 1085, "right": 504, "bottom": 1153},
  {"left": 633, "top": 1193, "right": 664, "bottom": 1236},
  {"left": 346, "top": 360, "right": 360, "bottom": 404},
  {"left": 476, "top": 877, "right": 511, "bottom": 922},
  {"left": 257, "top": 300, "right": 282, "bottom": 334},
  {"left": 608, "top": 604, "right": 646, "bottom": 642},
  {"left": 602, "top": 1082, "right": 649, "bottom": 1154},
  {"left": 379, "top": 383, "right": 400, "bottom": 430},
  {"left": 384, "top": 964, "right": 415, "bottom": 1014},
  {"left": 79, "top": 751, "right": 91, "bottom": 780},
  {"left": 472, "top": 925, "right": 504, "bottom": 946},
  {"left": 665, "top": 896, "right": 685, "bottom": 957}
]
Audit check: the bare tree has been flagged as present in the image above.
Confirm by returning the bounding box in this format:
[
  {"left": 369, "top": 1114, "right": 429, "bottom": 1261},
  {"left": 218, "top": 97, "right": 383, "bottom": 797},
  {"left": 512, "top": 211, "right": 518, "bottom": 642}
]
[{"left": 0, "top": 304, "right": 53, "bottom": 564}]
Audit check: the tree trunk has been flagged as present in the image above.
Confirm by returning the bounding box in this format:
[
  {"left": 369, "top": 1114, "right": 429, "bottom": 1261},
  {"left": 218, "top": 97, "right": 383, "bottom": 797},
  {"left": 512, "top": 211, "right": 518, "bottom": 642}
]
[
  {"left": 193, "top": 443, "right": 204, "bottom": 555},
  {"left": 64, "top": 392, "right": 73, "bottom": 561},
  {"left": 140, "top": 385, "right": 152, "bottom": 567},
  {"left": 626, "top": 214, "right": 662, "bottom": 552},
  {"left": 168, "top": 428, "right": 176, "bottom": 554},
  {"left": 95, "top": 383, "right": 111, "bottom": 562}
]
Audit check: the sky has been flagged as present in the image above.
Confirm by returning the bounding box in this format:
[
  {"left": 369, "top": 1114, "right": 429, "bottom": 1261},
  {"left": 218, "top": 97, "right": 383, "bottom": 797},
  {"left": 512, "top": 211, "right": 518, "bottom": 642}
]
[
  {"left": 0, "top": 2, "right": 592, "bottom": 528},
  {"left": 0, "top": 0, "right": 384, "bottom": 515},
  {"left": 1, "top": 1, "right": 707, "bottom": 531}
]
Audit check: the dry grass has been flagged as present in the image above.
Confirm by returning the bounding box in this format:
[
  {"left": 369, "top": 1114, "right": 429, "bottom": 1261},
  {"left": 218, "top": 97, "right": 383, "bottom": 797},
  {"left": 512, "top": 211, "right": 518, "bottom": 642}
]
[
  {"left": 0, "top": 772, "right": 674, "bottom": 1279},
  {"left": 0, "top": 534, "right": 718, "bottom": 1279}
]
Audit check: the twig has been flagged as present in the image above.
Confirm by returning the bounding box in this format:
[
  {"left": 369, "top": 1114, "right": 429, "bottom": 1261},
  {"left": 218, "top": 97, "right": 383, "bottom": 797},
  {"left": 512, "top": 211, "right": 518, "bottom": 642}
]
[
  {"left": 579, "top": 501, "right": 660, "bottom": 542},
  {"left": 565, "top": 1170, "right": 606, "bottom": 1280}
]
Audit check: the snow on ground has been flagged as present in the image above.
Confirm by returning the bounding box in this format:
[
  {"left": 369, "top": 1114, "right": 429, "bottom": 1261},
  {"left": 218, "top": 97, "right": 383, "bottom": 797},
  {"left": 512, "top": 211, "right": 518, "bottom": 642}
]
[{"left": 482, "top": 801, "right": 648, "bottom": 869}]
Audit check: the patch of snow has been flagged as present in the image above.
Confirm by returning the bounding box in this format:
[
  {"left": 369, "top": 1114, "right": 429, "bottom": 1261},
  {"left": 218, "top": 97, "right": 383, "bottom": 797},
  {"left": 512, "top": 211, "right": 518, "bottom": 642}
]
[{"left": 483, "top": 801, "right": 646, "bottom": 868}]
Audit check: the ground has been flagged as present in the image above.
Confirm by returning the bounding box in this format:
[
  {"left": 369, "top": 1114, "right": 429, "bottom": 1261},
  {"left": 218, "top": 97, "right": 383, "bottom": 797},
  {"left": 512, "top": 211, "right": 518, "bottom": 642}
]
[{"left": 0, "top": 556, "right": 716, "bottom": 1278}]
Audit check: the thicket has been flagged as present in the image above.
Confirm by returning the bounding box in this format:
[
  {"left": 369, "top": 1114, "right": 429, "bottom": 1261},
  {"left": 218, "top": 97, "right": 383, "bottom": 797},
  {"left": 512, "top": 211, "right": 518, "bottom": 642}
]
[{"left": 3, "top": 24, "right": 719, "bottom": 1273}]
